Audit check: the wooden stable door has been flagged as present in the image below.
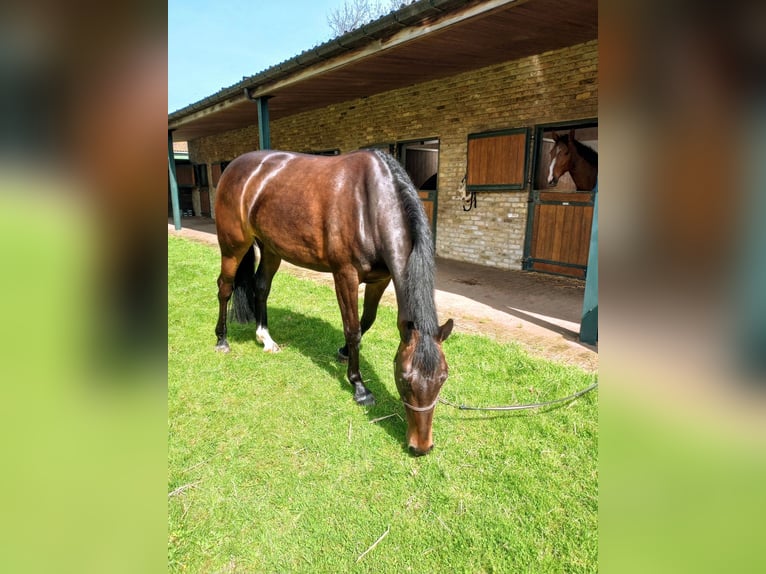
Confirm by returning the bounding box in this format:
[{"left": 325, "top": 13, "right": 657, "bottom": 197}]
[
  {"left": 523, "top": 123, "right": 598, "bottom": 279},
  {"left": 400, "top": 142, "right": 439, "bottom": 242},
  {"left": 525, "top": 191, "right": 594, "bottom": 279},
  {"left": 418, "top": 190, "right": 435, "bottom": 234}
]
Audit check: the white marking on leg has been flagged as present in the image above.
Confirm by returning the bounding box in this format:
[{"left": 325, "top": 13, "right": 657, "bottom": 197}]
[{"left": 256, "top": 325, "right": 280, "bottom": 353}]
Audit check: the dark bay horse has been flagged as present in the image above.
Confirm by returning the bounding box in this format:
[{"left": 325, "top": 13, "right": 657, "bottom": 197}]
[
  {"left": 547, "top": 129, "right": 598, "bottom": 191},
  {"left": 214, "top": 149, "right": 453, "bottom": 455}
]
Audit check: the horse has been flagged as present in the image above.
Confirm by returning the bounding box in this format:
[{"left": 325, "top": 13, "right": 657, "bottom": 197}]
[
  {"left": 546, "top": 129, "right": 598, "bottom": 191},
  {"left": 213, "top": 149, "right": 453, "bottom": 456}
]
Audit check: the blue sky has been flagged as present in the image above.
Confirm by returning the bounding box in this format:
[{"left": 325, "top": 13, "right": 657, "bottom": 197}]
[{"left": 168, "top": 0, "right": 346, "bottom": 113}]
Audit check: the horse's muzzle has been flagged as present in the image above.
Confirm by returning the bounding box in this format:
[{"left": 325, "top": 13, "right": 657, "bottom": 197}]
[
  {"left": 408, "top": 443, "right": 434, "bottom": 457},
  {"left": 405, "top": 409, "right": 434, "bottom": 456}
]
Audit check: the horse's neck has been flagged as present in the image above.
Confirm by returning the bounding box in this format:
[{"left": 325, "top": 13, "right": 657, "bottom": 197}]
[{"left": 569, "top": 153, "right": 597, "bottom": 191}]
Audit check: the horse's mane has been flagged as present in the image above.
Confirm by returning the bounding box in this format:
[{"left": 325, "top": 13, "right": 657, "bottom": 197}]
[
  {"left": 373, "top": 150, "right": 441, "bottom": 372},
  {"left": 561, "top": 134, "right": 598, "bottom": 168}
]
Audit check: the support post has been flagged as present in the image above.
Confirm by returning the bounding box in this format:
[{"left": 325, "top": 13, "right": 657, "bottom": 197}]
[
  {"left": 735, "top": 112, "right": 766, "bottom": 375},
  {"left": 245, "top": 89, "right": 272, "bottom": 150},
  {"left": 256, "top": 96, "right": 271, "bottom": 150},
  {"left": 580, "top": 182, "right": 598, "bottom": 344},
  {"left": 168, "top": 130, "right": 182, "bottom": 230}
]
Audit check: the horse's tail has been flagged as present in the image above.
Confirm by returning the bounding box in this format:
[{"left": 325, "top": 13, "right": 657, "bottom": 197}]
[{"left": 229, "top": 244, "right": 257, "bottom": 323}]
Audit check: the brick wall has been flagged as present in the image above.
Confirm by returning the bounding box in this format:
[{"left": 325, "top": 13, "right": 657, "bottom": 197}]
[{"left": 189, "top": 40, "right": 598, "bottom": 270}]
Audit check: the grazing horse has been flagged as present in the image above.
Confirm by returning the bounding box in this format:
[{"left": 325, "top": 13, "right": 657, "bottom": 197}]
[
  {"left": 547, "top": 129, "right": 598, "bottom": 191},
  {"left": 214, "top": 149, "right": 453, "bottom": 455}
]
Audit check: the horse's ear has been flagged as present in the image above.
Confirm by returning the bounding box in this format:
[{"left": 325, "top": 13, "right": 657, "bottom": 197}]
[
  {"left": 551, "top": 131, "right": 560, "bottom": 141},
  {"left": 569, "top": 128, "right": 576, "bottom": 141},
  {"left": 398, "top": 319, "right": 416, "bottom": 342},
  {"left": 437, "top": 319, "right": 454, "bottom": 342}
]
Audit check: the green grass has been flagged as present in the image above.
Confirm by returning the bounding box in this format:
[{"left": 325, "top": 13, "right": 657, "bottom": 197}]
[{"left": 168, "top": 235, "right": 597, "bottom": 573}]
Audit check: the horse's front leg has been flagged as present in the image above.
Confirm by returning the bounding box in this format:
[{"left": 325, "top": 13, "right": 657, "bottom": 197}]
[
  {"left": 333, "top": 269, "right": 375, "bottom": 406},
  {"left": 338, "top": 277, "right": 391, "bottom": 360}
]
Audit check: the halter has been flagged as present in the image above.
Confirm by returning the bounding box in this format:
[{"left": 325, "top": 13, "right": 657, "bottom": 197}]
[{"left": 402, "top": 395, "right": 440, "bottom": 413}]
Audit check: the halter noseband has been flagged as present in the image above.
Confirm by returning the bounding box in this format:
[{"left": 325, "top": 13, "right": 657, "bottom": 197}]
[{"left": 402, "top": 395, "right": 440, "bottom": 413}]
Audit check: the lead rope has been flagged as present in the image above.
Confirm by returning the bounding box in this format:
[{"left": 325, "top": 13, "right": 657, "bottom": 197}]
[{"left": 437, "top": 380, "right": 598, "bottom": 412}]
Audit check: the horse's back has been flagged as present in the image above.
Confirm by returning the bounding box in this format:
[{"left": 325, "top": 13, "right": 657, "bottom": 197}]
[
  {"left": 215, "top": 150, "right": 396, "bottom": 273},
  {"left": 217, "top": 150, "right": 375, "bottom": 207}
]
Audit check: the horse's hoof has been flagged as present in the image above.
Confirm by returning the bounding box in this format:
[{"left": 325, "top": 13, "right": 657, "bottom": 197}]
[
  {"left": 337, "top": 347, "right": 349, "bottom": 363},
  {"left": 354, "top": 390, "right": 376, "bottom": 406},
  {"left": 215, "top": 343, "right": 230, "bottom": 353},
  {"left": 263, "top": 342, "right": 281, "bottom": 353}
]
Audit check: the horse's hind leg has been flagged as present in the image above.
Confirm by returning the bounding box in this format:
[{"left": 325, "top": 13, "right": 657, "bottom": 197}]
[
  {"left": 253, "top": 243, "right": 282, "bottom": 353},
  {"left": 338, "top": 277, "right": 391, "bottom": 361},
  {"left": 215, "top": 254, "right": 240, "bottom": 352},
  {"left": 215, "top": 233, "right": 255, "bottom": 352}
]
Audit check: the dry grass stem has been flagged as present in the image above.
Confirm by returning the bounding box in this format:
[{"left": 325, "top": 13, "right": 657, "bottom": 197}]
[
  {"left": 368, "top": 413, "right": 400, "bottom": 424},
  {"left": 356, "top": 526, "right": 390, "bottom": 562},
  {"left": 168, "top": 480, "right": 202, "bottom": 498}
]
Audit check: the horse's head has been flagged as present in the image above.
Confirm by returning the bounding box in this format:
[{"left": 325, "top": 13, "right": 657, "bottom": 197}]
[
  {"left": 394, "top": 319, "right": 454, "bottom": 456},
  {"left": 547, "top": 130, "right": 575, "bottom": 187}
]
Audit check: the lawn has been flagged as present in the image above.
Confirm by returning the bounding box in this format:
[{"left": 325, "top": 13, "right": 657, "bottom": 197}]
[{"left": 168, "top": 235, "right": 597, "bottom": 573}]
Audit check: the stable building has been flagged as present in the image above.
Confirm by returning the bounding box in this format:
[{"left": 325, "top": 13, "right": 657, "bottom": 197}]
[{"left": 168, "top": 0, "right": 598, "bottom": 279}]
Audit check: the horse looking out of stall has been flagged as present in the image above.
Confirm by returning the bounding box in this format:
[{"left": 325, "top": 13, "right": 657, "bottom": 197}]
[
  {"left": 213, "top": 148, "right": 453, "bottom": 456},
  {"left": 547, "top": 129, "right": 598, "bottom": 191}
]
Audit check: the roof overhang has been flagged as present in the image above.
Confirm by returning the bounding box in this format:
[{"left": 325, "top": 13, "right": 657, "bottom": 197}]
[{"left": 169, "top": 0, "right": 597, "bottom": 142}]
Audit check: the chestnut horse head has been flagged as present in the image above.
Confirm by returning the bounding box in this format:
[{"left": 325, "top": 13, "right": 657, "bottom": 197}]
[
  {"left": 213, "top": 149, "right": 452, "bottom": 455},
  {"left": 395, "top": 318, "right": 453, "bottom": 455},
  {"left": 547, "top": 129, "right": 598, "bottom": 191}
]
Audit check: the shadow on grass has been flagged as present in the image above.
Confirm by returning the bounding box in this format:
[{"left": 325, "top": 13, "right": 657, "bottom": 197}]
[{"left": 226, "top": 307, "right": 409, "bottom": 452}]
